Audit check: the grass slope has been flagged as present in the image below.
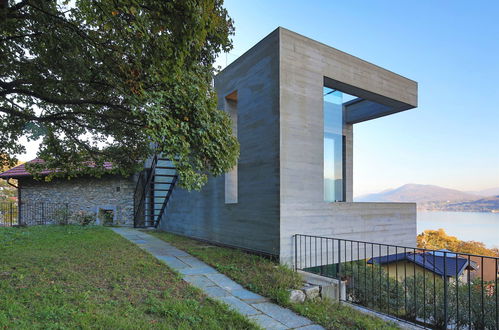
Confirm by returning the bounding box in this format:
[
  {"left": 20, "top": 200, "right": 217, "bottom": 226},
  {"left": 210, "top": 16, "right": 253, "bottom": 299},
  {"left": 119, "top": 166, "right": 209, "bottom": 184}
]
[
  {"left": 149, "top": 231, "right": 399, "bottom": 330},
  {"left": 0, "top": 226, "right": 257, "bottom": 329}
]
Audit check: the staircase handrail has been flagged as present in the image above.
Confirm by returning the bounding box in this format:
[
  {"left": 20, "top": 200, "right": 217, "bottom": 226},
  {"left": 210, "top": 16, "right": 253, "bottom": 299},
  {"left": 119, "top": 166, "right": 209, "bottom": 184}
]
[
  {"left": 154, "top": 172, "right": 178, "bottom": 228},
  {"left": 133, "top": 154, "right": 158, "bottom": 226}
]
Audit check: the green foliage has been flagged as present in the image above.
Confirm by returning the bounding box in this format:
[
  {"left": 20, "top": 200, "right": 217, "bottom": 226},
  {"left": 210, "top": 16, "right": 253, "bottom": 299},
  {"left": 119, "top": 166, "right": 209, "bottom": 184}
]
[
  {"left": 0, "top": 226, "right": 257, "bottom": 329},
  {"left": 292, "top": 300, "right": 398, "bottom": 330},
  {"left": 0, "top": 0, "right": 238, "bottom": 190},
  {"left": 0, "top": 181, "right": 16, "bottom": 201},
  {"left": 418, "top": 228, "right": 499, "bottom": 257},
  {"left": 339, "top": 261, "right": 497, "bottom": 329},
  {"left": 98, "top": 209, "right": 114, "bottom": 226},
  {"left": 72, "top": 210, "right": 95, "bottom": 226},
  {"left": 52, "top": 206, "right": 71, "bottom": 225},
  {"left": 149, "top": 231, "right": 399, "bottom": 330}
]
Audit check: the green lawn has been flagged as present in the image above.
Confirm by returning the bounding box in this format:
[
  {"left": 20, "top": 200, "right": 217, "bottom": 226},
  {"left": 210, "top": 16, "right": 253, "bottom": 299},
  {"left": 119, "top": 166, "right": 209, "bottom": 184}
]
[
  {"left": 149, "top": 231, "right": 400, "bottom": 330},
  {"left": 0, "top": 226, "right": 257, "bottom": 329}
]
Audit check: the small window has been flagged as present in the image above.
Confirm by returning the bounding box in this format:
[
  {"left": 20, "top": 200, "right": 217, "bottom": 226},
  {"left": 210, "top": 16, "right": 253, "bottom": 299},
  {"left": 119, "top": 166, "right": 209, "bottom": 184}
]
[{"left": 116, "top": 187, "right": 121, "bottom": 192}]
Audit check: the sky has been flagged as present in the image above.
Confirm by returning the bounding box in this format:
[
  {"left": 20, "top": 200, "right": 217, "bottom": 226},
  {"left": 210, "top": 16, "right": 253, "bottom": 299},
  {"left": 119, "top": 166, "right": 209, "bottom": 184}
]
[
  {"left": 19, "top": 0, "right": 499, "bottom": 197},
  {"left": 215, "top": 0, "right": 499, "bottom": 196}
]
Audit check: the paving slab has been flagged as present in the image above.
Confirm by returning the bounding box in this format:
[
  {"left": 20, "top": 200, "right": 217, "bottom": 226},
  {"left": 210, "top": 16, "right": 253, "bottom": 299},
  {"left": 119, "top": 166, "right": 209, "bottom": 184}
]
[
  {"left": 231, "top": 288, "right": 267, "bottom": 302},
  {"left": 204, "top": 286, "right": 231, "bottom": 298},
  {"left": 155, "top": 255, "right": 190, "bottom": 270},
  {"left": 183, "top": 275, "right": 217, "bottom": 289},
  {"left": 219, "top": 296, "right": 261, "bottom": 316},
  {"left": 177, "top": 256, "right": 211, "bottom": 268},
  {"left": 178, "top": 266, "right": 218, "bottom": 275},
  {"left": 296, "top": 325, "right": 326, "bottom": 330},
  {"left": 252, "top": 302, "right": 313, "bottom": 328},
  {"left": 205, "top": 273, "right": 244, "bottom": 291},
  {"left": 111, "top": 228, "right": 321, "bottom": 330},
  {"left": 248, "top": 314, "right": 288, "bottom": 330}
]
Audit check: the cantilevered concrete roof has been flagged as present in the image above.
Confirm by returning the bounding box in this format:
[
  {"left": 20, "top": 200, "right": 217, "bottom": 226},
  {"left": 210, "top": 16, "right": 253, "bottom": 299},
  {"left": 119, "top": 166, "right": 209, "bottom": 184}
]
[
  {"left": 278, "top": 27, "right": 417, "bottom": 124},
  {"left": 217, "top": 27, "right": 417, "bottom": 124}
]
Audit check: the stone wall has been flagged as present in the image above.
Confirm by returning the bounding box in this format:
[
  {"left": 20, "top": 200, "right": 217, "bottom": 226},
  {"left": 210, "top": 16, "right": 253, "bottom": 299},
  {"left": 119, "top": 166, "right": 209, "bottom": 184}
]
[{"left": 19, "top": 175, "right": 135, "bottom": 226}]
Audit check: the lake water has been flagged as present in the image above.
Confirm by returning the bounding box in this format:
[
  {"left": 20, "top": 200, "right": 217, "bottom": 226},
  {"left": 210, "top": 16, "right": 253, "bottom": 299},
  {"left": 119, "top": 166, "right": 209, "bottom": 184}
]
[{"left": 417, "top": 211, "right": 499, "bottom": 249}]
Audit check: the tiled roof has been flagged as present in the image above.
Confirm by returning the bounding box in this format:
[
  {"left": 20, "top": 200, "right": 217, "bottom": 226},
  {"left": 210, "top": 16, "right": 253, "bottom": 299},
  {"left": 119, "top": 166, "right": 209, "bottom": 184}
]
[
  {"left": 0, "top": 158, "right": 113, "bottom": 179},
  {"left": 368, "top": 251, "right": 475, "bottom": 277}
]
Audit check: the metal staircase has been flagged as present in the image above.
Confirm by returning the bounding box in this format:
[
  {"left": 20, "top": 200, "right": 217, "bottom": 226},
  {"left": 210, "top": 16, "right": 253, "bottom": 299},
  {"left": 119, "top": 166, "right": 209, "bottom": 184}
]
[{"left": 133, "top": 155, "right": 178, "bottom": 228}]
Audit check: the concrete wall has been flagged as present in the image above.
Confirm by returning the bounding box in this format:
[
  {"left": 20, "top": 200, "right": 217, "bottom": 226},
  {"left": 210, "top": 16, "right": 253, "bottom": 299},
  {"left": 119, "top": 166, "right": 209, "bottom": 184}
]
[
  {"left": 19, "top": 175, "right": 135, "bottom": 226},
  {"left": 280, "top": 202, "right": 417, "bottom": 265},
  {"left": 159, "top": 29, "right": 281, "bottom": 256},
  {"left": 278, "top": 28, "right": 418, "bottom": 265},
  {"left": 158, "top": 27, "right": 418, "bottom": 263}
]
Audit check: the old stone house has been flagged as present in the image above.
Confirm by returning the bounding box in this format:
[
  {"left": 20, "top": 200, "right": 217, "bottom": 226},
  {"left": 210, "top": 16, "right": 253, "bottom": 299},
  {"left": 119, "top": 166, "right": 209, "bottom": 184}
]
[{"left": 0, "top": 159, "right": 135, "bottom": 226}]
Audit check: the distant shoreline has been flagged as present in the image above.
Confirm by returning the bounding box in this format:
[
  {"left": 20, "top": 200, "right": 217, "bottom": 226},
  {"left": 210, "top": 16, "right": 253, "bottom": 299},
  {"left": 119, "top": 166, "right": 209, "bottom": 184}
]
[
  {"left": 417, "top": 198, "right": 499, "bottom": 213},
  {"left": 418, "top": 207, "right": 499, "bottom": 213}
]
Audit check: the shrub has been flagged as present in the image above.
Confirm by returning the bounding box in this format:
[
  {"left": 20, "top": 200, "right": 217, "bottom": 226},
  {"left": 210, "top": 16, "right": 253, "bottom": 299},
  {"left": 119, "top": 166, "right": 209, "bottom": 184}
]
[
  {"left": 98, "top": 209, "right": 114, "bottom": 226},
  {"left": 73, "top": 211, "right": 95, "bottom": 226},
  {"left": 341, "top": 261, "right": 497, "bottom": 329},
  {"left": 52, "top": 207, "right": 72, "bottom": 225}
]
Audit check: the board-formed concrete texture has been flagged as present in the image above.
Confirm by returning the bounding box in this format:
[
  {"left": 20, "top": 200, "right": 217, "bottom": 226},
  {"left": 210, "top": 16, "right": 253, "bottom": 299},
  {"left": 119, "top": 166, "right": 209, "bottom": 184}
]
[
  {"left": 160, "top": 27, "right": 418, "bottom": 266},
  {"left": 278, "top": 28, "right": 417, "bottom": 264},
  {"left": 160, "top": 29, "right": 281, "bottom": 256}
]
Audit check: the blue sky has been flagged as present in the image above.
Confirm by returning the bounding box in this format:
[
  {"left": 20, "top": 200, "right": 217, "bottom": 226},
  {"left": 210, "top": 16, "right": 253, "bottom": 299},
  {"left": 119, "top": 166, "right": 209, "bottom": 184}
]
[{"left": 215, "top": 0, "right": 499, "bottom": 196}]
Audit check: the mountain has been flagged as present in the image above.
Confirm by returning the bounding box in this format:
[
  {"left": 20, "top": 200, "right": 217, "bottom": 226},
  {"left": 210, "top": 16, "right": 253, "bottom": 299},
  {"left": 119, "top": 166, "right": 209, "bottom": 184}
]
[
  {"left": 355, "top": 184, "right": 480, "bottom": 203},
  {"left": 423, "top": 195, "right": 499, "bottom": 212}
]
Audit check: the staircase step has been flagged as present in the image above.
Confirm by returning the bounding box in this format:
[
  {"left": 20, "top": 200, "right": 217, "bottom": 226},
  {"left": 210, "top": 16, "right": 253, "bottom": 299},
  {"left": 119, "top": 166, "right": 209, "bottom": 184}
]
[{"left": 134, "top": 155, "right": 177, "bottom": 228}]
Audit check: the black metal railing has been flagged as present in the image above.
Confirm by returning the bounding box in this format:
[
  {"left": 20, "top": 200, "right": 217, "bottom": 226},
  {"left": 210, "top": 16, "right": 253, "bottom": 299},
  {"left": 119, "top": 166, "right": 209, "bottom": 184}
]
[
  {"left": 155, "top": 174, "right": 178, "bottom": 228},
  {"left": 133, "top": 154, "right": 157, "bottom": 227},
  {"left": 0, "top": 202, "right": 18, "bottom": 226},
  {"left": 20, "top": 202, "right": 70, "bottom": 225},
  {"left": 294, "top": 234, "right": 499, "bottom": 329},
  {"left": 0, "top": 202, "right": 70, "bottom": 226}
]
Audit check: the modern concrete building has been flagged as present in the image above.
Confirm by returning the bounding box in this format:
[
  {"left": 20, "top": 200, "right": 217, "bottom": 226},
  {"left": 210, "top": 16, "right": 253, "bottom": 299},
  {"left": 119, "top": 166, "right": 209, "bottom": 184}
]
[
  {"left": 159, "top": 27, "right": 418, "bottom": 265},
  {"left": 0, "top": 27, "right": 418, "bottom": 267}
]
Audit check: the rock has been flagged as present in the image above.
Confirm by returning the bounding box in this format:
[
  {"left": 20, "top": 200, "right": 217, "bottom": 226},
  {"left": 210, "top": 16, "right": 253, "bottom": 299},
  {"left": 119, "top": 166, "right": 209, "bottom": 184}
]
[
  {"left": 288, "top": 289, "right": 306, "bottom": 303},
  {"left": 303, "top": 285, "right": 320, "bottom": 300}
]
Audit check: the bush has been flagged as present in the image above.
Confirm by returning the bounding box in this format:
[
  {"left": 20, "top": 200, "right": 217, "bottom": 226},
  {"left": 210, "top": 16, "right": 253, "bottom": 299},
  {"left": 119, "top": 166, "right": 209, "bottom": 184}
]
[
  {"left": 72, "top": 211, "right": 95, "bottom": 226},
  {"left": 98, "top": 209, "right": 114, "bottom": 226},
  {"left": 53, "top": 207, "right": 72, "bottom": 225},
  {"left": 342, "top": 261, "right": 497, "bottom": 329}
]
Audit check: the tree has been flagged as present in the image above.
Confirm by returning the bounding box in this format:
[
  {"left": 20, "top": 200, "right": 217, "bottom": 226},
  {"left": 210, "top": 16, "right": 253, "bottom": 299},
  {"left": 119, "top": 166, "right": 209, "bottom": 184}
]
[
  {"left": 0, "top": 156, "right": 19, "bottom": 200},
  {"left": 417, "top": 229, "right": 499, "bottom": 257},
  {"left": 0, "top": 0, "right": 239, "bottom": 189}
]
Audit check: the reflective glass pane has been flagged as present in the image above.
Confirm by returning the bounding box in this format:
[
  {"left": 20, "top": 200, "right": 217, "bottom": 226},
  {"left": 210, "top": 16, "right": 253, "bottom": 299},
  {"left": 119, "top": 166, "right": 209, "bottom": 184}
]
[{"left": 324, "top": 87, "right": 345, "bottom": 202}]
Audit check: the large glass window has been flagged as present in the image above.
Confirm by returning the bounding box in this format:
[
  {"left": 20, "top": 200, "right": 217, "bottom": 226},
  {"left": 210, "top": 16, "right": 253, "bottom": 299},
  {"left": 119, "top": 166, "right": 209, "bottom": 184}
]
[{"left": 323, "top": 87, "right": 346, "bottom": 202}]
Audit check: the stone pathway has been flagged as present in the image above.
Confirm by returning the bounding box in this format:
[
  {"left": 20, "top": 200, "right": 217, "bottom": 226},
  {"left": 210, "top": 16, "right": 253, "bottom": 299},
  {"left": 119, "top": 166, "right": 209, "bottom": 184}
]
[{"left": 111, "top": 228, "right": 323, "bottom": 330}]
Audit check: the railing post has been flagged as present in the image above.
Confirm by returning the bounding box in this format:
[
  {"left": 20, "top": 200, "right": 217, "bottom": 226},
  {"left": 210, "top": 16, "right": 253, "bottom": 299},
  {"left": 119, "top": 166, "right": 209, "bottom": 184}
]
[
  {"left": 443, "top": 251, "right": 448, "bottom": 329},
  {"left": 9, "top": 202, "right": 13, "bottom": 226},
  {"left": 337, "top": 239, "right": 341, "bottom": 280},
  {"left": 294, "top": 235, "right": 298, "bottom": 271},
  {"left": 65, "top": 203, "right": 69, "bottom": 224}
]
